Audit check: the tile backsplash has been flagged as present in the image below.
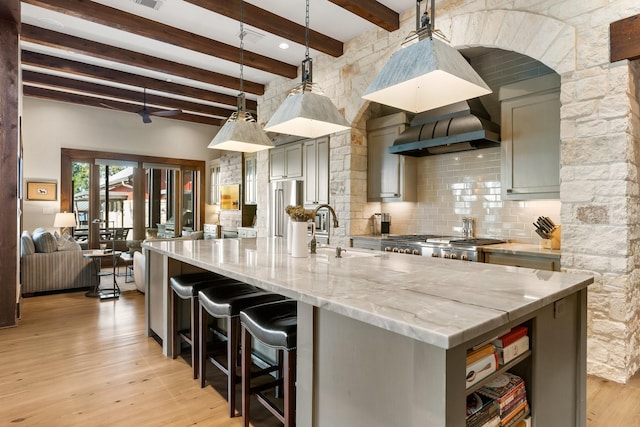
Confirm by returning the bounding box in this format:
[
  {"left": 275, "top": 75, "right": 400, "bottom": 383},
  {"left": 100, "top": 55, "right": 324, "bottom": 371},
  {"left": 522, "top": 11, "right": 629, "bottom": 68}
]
[{"left": 378, "top": 146, "right": 560, "bottom": 244}]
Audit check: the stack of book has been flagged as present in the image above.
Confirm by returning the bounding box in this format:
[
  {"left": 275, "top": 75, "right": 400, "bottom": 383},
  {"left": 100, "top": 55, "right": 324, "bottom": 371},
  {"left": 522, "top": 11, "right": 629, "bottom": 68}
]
[
  {"left": 492, "top": 325, "right": 529, "bottom": 365},
  {"left": 478, "top": 373, "right": 529, "bottom": 427},
  {"left": 466, "top": 343, "right": 498, "bottom": 388},
  {"left": 466, "top": 393, "right": 499, "bottom": 427}
]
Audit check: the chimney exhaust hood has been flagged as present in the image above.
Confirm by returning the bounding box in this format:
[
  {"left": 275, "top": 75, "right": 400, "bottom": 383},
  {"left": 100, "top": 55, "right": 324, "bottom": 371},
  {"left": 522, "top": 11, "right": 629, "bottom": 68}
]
[{"left": 389, "top": 98, "right": 500, "bottom": 157}]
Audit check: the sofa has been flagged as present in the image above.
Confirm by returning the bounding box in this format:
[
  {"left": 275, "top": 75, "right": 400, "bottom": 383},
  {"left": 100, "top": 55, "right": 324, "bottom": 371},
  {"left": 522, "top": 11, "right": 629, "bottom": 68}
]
[{"left": 20, "top": 229, "right": 95, "bottom": 295}]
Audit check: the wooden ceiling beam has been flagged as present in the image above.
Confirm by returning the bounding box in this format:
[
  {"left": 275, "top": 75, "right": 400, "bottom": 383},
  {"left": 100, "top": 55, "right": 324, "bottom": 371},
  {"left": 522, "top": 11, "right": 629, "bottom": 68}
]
[
  {"left": 184, "top": 0, "right": 343, "bottom": 57},
  {"left": 23, "top": 85, "right": 222, "bottom": 126},
  {"left": 22, "top": 0, "right": 297, "bottom": 79},
  {"left": 610, "top": 14, "right": 640, "bottom": 62},
  {"left": 21, "top": 24, "right": 265, "bottom": 95},
  {"left": 21, "top": 51, "right": 257, "bottom": 110},
  {"left": 328, "top": 0, "right": 399, "bottom": 32},
  {"left": 21, "top": 70, "right": 234, "bottom": 118},
  {"left": 0, "top": 0, "right": 19, "bottom": 24}
]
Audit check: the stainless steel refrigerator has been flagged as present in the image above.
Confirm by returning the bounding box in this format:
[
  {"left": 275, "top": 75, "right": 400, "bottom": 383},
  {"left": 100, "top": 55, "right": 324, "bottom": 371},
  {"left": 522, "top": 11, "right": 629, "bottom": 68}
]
[{"left": 269, "top": 180, "right": 303, "bottom": 239}]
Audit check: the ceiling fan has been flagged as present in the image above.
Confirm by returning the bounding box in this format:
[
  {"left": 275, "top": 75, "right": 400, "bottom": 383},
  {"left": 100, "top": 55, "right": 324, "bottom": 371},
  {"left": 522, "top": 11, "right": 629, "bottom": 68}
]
[{"left": 101, "top": 88, "right": 182, "bottom": 123}]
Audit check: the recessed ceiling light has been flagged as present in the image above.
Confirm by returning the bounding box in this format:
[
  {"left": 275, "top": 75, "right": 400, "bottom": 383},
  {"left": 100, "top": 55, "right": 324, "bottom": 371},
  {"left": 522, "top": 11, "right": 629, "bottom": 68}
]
[{"left": 279, "top": 42, "right": 290, "bottom": 50}]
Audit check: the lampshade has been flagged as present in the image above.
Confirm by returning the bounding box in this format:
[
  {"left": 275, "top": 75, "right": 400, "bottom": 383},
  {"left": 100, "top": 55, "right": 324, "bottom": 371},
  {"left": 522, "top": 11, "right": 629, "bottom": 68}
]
[
  {"left": 264, "top": 84, "right": 350, "bottom": 138},
  {"left": 362, "top": 36, "right": 490, "bottom": 113},
  {"left": 363, "top": 0, "right": 491, "bottom": 114},
  {"left": 207, "top": 1, "right": 273, "bottom": 153},
  {"left": 53, "top": 212, "right": 76, "bottom": 228},
  {"left": 264, "top": 0, "right": 350, "bottom": 138},
  {"left": 208, "top": 110, "right": 274, "bottom": 153}
]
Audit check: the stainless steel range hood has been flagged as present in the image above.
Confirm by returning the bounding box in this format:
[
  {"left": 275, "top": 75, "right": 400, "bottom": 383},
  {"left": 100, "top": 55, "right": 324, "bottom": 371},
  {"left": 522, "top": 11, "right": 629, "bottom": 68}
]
[{"left": 389, "top": 98, "right": 500, "bottom": 156}]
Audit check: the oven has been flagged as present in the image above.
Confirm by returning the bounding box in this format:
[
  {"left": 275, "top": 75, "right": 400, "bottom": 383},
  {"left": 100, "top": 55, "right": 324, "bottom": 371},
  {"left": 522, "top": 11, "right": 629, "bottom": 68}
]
[
  {"left": 421, "top": 238, "right": 506, "bottom": 262},
  {"left": 380, "top": 235, "right": 505, "bottom": 262}
]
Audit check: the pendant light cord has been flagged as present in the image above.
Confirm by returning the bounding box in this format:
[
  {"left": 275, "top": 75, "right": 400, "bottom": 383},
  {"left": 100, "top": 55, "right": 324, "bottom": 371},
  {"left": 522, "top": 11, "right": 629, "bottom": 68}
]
[
  {"left": 239, "top": 0, "right": 245, "bottom": 95},
  {"left": 305, "top": 0, "right": 310, "bottom": 60}
]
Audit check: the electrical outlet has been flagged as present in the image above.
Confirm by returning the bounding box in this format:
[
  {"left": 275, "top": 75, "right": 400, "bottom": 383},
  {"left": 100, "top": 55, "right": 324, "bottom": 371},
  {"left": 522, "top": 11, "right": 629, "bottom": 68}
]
[{"left": 554, "top": 298, "right": 566, "bottom": 319}]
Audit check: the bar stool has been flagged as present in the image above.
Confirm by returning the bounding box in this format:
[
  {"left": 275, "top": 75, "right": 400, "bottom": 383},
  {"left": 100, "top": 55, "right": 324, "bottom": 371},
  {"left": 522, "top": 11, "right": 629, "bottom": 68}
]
[
  {"left": 170, "top": 272, "right": 240, "bottom": 380},
  {"left": 240, "top": 299, "right": 297, "bottom": 427},
  {"left": 198, "top": 284, "right": 285, "bottom": 417}
]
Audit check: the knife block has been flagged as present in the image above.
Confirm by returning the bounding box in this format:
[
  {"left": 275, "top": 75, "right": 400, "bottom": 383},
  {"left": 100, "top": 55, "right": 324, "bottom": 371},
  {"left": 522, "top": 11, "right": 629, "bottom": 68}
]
[{"left": 540, "top": 226, "right": 561, "bottom": 250}]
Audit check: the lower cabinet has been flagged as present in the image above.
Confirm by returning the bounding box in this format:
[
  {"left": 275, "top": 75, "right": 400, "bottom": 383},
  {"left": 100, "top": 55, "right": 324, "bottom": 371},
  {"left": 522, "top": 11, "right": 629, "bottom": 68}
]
[
  {"left": 484, "top": 252, "right": 560, "bottom": 271},
  {"left": 237, "top": 227, "right": 257, "bottom": 238}
]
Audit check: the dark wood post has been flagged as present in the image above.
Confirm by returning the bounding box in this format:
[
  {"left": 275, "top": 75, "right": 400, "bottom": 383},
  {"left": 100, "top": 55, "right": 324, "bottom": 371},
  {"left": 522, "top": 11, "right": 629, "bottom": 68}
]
[{"left": 0, "top": 0, "right": 20, "bottom": 327}]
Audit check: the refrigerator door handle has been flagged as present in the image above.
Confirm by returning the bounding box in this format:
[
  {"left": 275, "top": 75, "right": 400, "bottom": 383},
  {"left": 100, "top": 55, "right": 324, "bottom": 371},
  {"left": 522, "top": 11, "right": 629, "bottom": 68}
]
[{"left": 276, "top": 188, "right": 284, "bottom": 236}]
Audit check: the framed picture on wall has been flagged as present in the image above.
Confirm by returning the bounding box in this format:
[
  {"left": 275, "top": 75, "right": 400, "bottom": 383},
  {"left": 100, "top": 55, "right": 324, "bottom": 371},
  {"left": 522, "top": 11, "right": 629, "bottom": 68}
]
[{"left": 26, "top": 181, "right": 57, "bottom": 201}]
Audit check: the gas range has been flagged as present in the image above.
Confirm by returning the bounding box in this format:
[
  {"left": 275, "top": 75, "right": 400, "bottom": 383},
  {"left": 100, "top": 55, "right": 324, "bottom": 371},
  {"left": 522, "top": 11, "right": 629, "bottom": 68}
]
[{"left": 381, "top": 235, "right": 506, "bottom": 262}]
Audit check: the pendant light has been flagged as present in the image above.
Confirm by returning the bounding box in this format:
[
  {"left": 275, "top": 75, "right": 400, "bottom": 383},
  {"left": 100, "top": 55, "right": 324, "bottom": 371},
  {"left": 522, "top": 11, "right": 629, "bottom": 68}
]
[
  {"left": 208, "top": 0, "right": 273, "bottom": 153},
  {"left": 264, "top": 0, "right": 350, "bottom": 138},
  {"left": 362, "top": 0, "right": 491, "bottom": 113}
]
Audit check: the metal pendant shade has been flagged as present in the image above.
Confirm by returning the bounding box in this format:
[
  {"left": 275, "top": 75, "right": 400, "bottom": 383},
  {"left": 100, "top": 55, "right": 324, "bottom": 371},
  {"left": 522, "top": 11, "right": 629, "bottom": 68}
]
[
  {"left": 264, "top": 0, "right": 350, "bottom": 138},
  {"left": 208, "top": 0, "right": 273, "bottom": 153},
  {"left": 264, "top": 84, "right": 350, "bottom": 138},
  {"left": 208, "top": 110, "right": 274, "bottom": 153},
  {"left": 362, "top": 0, "right": 491, "bottom": 113}
]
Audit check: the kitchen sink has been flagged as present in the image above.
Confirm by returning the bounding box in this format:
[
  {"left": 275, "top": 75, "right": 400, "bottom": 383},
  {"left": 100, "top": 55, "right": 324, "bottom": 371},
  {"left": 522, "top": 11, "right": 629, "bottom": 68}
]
[{"left": 313, "top": 247, "right": 380, "bottom": 259}]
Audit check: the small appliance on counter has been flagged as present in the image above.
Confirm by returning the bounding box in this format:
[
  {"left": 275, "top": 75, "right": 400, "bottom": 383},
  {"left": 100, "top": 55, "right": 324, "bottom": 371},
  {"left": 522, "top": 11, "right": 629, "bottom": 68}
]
[
  {"left": 371, "top": 213, "right": 391, "bottom": 235},
  {"left": 380, "top": 213, "right": 391, "bottom": 235},
  {"left": 533, "top": 216, "right": 560, "bottom": 249}
]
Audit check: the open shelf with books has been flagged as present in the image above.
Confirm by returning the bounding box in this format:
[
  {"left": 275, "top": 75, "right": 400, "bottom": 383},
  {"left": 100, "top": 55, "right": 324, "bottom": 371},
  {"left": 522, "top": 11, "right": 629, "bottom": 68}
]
[{"left": 465, "top": 320, "right": 533, "bottom": 427}]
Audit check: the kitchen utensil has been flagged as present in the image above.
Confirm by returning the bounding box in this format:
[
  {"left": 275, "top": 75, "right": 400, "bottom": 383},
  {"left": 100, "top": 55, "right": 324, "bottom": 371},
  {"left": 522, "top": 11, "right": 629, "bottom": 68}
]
[
  {"left": 533, "top": 224, "right": 548, "bottom": 239},
  {"left": 545, "top": 216, "right": 556, "bottom": 227}
]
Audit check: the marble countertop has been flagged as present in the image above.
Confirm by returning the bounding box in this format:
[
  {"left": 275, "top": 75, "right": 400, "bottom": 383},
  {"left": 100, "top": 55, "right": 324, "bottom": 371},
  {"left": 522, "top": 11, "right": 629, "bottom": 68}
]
[
  {"left": 482, "top": 243, "right": 561, "bottom": 258},
  {"left": 144, "top": 238, "right": 591, "bottom": 350}
]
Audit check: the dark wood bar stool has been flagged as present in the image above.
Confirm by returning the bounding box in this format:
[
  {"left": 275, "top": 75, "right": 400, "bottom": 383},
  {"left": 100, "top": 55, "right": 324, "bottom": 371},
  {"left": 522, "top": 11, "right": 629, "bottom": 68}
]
[
  {"left": 170, "top": 272, "right": 240, "bottom": 380},
  {"left": 198, "top": 284, "right": 285, "bottom": 417},
  {"left": 240, "top": 299, "right": 297, "bottom": 427}
]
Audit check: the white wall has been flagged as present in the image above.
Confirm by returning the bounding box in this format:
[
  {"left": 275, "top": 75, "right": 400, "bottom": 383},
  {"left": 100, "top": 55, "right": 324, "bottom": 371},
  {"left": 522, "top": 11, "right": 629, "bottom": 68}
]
[{"left": 21, "top": 97, "right": 219, "bottom": 232}]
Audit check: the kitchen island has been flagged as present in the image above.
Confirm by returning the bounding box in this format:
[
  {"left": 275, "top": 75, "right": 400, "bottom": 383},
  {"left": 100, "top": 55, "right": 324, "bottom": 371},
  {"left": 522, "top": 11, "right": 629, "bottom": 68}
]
[{"left": 143, "top": 238, "right": 593, "bottom": 426}]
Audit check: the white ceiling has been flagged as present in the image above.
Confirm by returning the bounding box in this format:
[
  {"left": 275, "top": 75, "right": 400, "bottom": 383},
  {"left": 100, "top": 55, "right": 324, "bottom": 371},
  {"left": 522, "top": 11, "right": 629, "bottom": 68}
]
[{"left": 20, "top": 0, "right": 414, "bottom": 115}]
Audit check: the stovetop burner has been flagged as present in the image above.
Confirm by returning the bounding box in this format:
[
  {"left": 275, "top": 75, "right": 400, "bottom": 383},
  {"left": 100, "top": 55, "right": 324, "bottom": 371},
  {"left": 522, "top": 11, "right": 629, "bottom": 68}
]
[{"left": 452, "top": 238, "right": 506, "bottom": 247}]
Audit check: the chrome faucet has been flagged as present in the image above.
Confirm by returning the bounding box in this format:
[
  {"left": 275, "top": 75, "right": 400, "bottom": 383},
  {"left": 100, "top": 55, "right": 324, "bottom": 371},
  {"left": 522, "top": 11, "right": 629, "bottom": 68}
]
[{"left": 310, "top": 204, "right": 339, "bottom": 254}]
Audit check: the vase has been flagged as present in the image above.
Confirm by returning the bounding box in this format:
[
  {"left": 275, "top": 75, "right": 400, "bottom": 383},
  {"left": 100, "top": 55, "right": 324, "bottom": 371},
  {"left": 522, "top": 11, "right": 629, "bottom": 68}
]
[
  {"left": 290, "top": 221, "right": 310, "bottom": 258},
  {"left": 286, "top": 218, "right": 293, "bottom": 254}
]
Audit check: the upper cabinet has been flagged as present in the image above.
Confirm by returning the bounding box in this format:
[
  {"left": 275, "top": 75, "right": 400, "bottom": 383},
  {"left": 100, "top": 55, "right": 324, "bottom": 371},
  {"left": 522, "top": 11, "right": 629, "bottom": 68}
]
[
  {"left": 244, "top": 153, "right": 257, "bottom": 205},
  {"left": 269, "top": 142, "right": 303, "bottom": 180},
  {"left": 367, "top": 113, "right": 416, "bottom": 202},
  {"left": 303, "top": 137, "right": 330, "bottom": 205},
  {"left": 500, "top": 74, "right": 561, "bottom": 200}
]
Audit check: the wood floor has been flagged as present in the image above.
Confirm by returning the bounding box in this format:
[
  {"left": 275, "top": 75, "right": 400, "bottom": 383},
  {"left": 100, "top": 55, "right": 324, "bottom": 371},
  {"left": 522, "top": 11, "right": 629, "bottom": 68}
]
[
  {"left": 1, "top": 290, "right": 639, "bottom": 427},
  {"left": 0, "top": 290, "right": 279, "bottom": 427}
]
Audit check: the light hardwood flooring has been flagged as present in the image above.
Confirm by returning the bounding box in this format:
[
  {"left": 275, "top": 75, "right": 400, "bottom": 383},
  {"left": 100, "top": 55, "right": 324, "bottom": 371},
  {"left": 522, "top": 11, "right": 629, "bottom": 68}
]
[
  {"left": 0, "top": 290, "right": 279, "bottom": 427},
  {"left": 1, "top": 290, "right": 640, "bottom": 427}
]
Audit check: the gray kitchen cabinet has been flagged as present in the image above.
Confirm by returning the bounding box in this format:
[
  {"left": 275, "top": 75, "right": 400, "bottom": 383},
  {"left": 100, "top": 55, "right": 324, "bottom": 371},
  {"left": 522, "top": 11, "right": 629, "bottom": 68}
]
[
  {"left": 244, "top": 153, "right": 257, "bottom": 205},
  {"left": 367, "top": 113, "right": 416, "bottom": 202},
  {"left": 303, "top": 136, "right": 329, "bottom": 205},
  {"left": 269, "top": 142, "right": 303, "bottom": 180},
  {"left": 500, "top": 74, "right": 561, "bottom": 200},
  {"left": 485, "top": 252, "right": 560, "bottom": 271}
]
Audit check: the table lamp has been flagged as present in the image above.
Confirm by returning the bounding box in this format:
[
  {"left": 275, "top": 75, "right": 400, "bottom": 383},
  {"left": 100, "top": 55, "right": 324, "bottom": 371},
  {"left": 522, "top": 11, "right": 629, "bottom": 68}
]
[{"left": 53, "top": 212, "right": 76, "bottom": 236}]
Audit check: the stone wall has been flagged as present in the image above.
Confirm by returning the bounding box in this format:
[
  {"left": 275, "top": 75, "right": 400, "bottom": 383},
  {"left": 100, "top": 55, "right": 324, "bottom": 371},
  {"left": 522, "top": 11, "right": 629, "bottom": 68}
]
[{"left": 256, "top": 0, "right": 640, "bottom": 382}]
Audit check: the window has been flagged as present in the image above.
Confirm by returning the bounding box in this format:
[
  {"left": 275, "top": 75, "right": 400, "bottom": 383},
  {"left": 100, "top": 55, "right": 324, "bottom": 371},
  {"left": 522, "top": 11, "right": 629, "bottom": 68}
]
[{"left": 61, "top": 149, "right": 205, "bottom": 248}]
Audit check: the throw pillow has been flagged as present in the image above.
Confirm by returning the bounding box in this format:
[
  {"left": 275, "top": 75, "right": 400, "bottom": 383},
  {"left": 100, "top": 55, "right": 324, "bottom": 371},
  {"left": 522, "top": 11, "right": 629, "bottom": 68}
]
[
  {"left": 32, "top": 231, "right": 58, "bottom": 253},
  {"left": 20, "top": 231, "right": 35, "bottom": 257},
  {"left": 56, "top": 233, "right": 82, "bottom": 251}
]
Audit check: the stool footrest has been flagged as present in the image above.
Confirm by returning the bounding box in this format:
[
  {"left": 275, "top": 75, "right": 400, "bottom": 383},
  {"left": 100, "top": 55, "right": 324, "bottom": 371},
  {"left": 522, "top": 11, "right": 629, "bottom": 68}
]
[{"left": 256, "top": 392, "right": 285, "bottom": 423}]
